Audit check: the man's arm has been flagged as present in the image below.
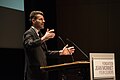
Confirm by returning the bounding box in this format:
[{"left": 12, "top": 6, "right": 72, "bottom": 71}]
[
  {"left": 47, "top": 45, "right": 75, "bottom": 56},
  {"left": 23, "top": 31, "right": 42, "bottom": 48}
]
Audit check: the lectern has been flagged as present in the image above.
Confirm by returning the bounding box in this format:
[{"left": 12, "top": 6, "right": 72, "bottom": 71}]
[{"left": 40, "top": 61, "right": 90, "bottom": 80}]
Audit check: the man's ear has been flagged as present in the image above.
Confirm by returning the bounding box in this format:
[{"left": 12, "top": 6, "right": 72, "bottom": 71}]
[{"left": 32, "top": 19, "right": 36, "bottom": 23}]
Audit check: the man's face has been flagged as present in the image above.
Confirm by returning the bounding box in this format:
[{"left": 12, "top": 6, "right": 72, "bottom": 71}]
[{"left": 32, "top": 14, "right": 45, "bottom": 29}]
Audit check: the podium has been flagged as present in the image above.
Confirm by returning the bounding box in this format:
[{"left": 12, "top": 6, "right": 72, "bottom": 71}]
[{"left": 40, "top": 61, "right": 90, "bottom": 80}]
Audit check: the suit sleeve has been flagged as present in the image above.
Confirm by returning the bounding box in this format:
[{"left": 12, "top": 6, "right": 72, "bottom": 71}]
[
  {"left": 47, "top": 50, "right": 60, "bottom": 56},
  {"left": 23, "top": 31, "right": 42, "bottom": 48}
]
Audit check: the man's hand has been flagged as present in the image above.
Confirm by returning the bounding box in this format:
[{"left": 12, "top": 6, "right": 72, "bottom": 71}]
[
  {"left": 59, "top": 44, "right": 75, "bottom": 55},
  {"left": 41, "top": 29, "right": 55, "bottom": 42}
]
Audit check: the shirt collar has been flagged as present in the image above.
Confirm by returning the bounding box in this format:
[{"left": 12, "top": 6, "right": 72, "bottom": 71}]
[{"left": 31, "top": 26, "right": 39, "bottom": 36}]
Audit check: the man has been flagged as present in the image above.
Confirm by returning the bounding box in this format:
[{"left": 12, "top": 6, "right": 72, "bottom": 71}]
[{"left": 23, "top": 11, "right": 75, "bottom": 80}]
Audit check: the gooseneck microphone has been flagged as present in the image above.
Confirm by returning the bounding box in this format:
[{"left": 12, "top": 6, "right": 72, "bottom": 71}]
[
  {"left": 58, "top": 36, "right": 75, "bottom": 62},
  {"left": 66, "top": 38, "right": 89, "bottom": 59},
  {"left": 58, "top": 36, "right": 66, "bottom": 46}
]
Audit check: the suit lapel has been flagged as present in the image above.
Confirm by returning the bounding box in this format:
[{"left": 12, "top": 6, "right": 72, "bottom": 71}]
[{"left": 30, "top": 27, "right": 39, "bottom": 39}]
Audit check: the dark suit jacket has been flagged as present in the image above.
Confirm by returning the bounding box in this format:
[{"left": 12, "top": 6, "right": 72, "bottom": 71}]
[{"left": 23, "top": 27, "right": 59, "bottom": 80}]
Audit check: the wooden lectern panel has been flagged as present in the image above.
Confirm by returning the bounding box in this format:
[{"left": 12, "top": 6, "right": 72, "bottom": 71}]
[
  {"left": 40, "top": 61, "right": 90, "bottom": 80},
  {"left": 40, "top": 61, "right": 90, "bottom": 71}
]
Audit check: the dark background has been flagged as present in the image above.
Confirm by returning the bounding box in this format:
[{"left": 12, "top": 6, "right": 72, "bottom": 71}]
[{"left": 0, "top": 0, "right": 120, "bottom": 80}]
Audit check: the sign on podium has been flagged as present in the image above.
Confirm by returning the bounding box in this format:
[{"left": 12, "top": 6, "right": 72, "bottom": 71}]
[{"left": 90, "top": 53, "right": 116, "bottom": 80}]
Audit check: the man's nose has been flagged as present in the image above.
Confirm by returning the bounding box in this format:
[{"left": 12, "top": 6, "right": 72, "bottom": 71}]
[{"left": 43, "top": 19, "right": 45, "bottom": 22}]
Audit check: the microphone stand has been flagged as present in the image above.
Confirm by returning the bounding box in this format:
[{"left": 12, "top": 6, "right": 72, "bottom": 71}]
[
  {"left": 66, "top": 38, "right": 89, "bottom": 59},
  {"left": 58, "top": 36, "right": 75, "bottom": 62}
]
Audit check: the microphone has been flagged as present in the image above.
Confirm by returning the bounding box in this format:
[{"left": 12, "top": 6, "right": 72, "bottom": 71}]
[
  {"left": 58, "top": 36, "right": 66, "bottom": 46},
  {"left": 58, "top": 36, "right": 75, "bottom": 62},
  {"left": 66, "top": 38, "right": 89, "bottom": 59}
]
